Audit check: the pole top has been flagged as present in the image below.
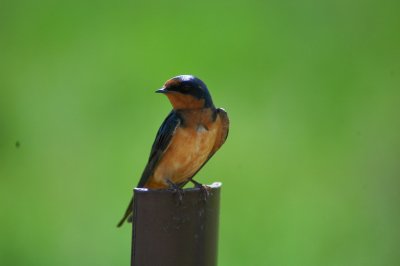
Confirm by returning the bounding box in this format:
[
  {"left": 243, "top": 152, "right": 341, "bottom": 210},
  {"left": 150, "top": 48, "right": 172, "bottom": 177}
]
[{"left": 134, "top": 182, "right": 222, "bottom": 193}]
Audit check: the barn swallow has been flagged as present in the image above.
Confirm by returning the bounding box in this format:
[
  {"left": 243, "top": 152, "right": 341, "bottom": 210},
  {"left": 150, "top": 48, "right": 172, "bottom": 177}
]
[{"left": 117, "top": 75, "right": 229, "bottom": 227}]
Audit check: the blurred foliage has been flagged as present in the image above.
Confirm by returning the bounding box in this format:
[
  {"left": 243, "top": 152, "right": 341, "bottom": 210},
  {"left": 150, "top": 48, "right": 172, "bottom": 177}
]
[{"left": 1, "top": 0, "right": 400, "bottom": 265}]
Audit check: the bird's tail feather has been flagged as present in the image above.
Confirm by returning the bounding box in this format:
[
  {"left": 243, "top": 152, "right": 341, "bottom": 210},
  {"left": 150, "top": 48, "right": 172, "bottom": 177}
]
[{"left": 117, "top": 197, "right": 133, "bottom": 227}]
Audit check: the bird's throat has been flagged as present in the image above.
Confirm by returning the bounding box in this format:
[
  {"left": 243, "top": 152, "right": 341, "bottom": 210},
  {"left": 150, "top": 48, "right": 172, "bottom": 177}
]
[{"left": 166, "top": 93, "right": 205, "bottom": 110}]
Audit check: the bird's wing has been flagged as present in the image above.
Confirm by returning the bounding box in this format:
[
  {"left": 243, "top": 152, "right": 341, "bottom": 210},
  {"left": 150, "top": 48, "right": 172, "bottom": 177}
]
[
  {"left": 209, "top": 108, "right": 229, "bottom": 157},
  {"left": 137, "top": 110, "right": 181, "bottom": 187},
  {"left": 117, "top": 111, "right": 181, "bottom": 227}
]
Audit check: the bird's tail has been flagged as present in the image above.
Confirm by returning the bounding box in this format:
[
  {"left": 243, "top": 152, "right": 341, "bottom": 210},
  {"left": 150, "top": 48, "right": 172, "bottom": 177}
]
[{"left": 117, "top": 197, "right": 133, "bottom": 227}]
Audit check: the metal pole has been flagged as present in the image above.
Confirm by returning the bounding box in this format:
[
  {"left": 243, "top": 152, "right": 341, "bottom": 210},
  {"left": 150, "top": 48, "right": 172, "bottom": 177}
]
[{"left": 131, "top": 182, "right": 222, "bottom": 266}]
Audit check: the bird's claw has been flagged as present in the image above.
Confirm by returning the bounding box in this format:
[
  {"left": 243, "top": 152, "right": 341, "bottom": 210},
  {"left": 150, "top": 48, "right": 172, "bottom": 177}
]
[
  {"left": 199, "top": 185, "right": 211, "bottom": 201},
  {"left": 167, "top": 180, "right": 185, "bottom": 205},
  {"left": 190, "top": 179, "right": 210, "bottom": 201},
  {"left": 172, "top": 188, "right": 184, "bottom": 204}
]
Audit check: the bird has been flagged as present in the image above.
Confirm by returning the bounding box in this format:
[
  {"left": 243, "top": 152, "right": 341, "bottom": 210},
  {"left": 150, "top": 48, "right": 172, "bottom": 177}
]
[{"left": 117, "top": 75, "right": 229, "bottom": 227}]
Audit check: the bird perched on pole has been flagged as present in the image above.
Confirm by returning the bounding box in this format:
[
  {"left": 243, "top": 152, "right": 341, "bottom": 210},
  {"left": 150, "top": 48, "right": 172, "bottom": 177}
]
[{"left": 117, "top": 75, "right": 229, "bottom": 227}]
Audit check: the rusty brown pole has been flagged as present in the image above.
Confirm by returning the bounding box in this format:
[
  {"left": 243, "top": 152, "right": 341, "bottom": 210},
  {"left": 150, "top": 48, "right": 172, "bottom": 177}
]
[{"left": 131, "top": 182, "right": 222, "bottom": 266}]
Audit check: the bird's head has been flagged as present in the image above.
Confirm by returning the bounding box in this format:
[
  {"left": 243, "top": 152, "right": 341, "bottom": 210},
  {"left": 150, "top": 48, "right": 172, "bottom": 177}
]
[{"left": 156, "top": 75, "right": 214, "bottom": 110}]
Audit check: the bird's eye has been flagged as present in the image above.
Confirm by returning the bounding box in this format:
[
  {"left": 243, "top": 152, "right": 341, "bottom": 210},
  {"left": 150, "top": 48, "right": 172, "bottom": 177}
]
[{"left": 179, "top": 86, "right": 190, "bottom": 93}]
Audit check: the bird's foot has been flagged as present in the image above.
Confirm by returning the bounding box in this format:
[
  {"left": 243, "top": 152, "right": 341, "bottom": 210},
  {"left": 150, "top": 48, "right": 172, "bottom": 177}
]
[
  {"left": 167, "top": 180, "right": 185, "bottom": 205},
  {"left": 190, "top": 179, "right": 211, "bottom": 201}
]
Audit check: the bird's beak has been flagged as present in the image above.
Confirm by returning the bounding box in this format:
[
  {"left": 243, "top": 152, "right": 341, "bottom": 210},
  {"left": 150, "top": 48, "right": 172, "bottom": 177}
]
[{"left": 155, "top": 87, "right": 167, "bottom": 94}]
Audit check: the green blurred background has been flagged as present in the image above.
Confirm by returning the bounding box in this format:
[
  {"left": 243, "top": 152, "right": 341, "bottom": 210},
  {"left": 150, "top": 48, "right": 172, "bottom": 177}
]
[{"left": 1, "top": 0, "right": 399, "bottom": 265}]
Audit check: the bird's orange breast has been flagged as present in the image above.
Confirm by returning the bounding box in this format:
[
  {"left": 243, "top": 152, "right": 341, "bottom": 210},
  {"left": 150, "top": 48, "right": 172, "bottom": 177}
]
[{"left": 144, "top": 109, "right": 221, "bottom": 189}]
